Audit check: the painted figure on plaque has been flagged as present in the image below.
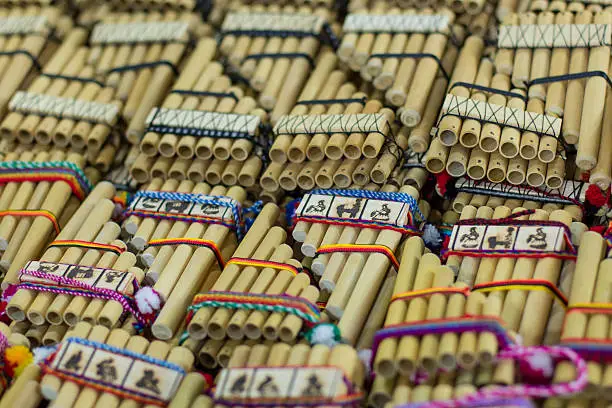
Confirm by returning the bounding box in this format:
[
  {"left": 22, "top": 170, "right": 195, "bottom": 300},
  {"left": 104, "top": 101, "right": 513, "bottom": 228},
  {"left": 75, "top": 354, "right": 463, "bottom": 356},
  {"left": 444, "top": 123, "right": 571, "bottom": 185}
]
[
  {"left": 306, "top": 200, "right": 326, "bottom": 214},
  {"left": 67, "top": 265, "right": 95, "bottom": 280},
  {"left": 39, "top": 262, "right": 61, "bottom": 274},
  {"left": 164, "top": 201, "right": 190, "bottom": 213},
  {"left": 301, "top": 374, "right": 323, "bottom": 396},
  {"left": 64, "top": 350, "right": 83, "bottom": 371},
  {"left": 136, "top": 369, "right": 161, "bottom": 395},
  {"left": 257, "top": 376, "right": 280, "bottom": 396},
  {"left": 370, "top": 203, "right": 391, "bottom": 221},
  {"left": 336, "top": 198, "right": 363, "bottom": 218},
  {"left": 526, "top": 227, "right": 548, "bottom": 249},
  {"left": 487, "top": 227, "right": 515, "bottom": 249},
  {"left": 459, "top": 227, "right": 480, "bottom": 248},
  {"left": 104, "top": 270, "right": 123, "bottom": 283},
  {"left": 200, "top": 203, "right": 220, "bottom": 215},
  {"left": 96, "top": 358, "right": 118, "bottom": 382},
  {"left": 230, "top": 374, "right": 248, "bottom": 394}
]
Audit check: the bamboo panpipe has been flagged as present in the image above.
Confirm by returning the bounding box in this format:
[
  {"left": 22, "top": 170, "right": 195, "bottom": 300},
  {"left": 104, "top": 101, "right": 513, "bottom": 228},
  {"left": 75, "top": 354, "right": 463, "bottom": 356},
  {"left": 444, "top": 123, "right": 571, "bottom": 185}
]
[
  {"left": 211, "top": 343, "right": 364, "bottom": 407},
  {"left": 0, "top": 6, "right": 63, "bottom": 120},
  {"left": 34, "top": 322, "right": 196, "bottom": 407},
  {"left": 148, "top": 191, "right": 264, "bottom": 340},
  {"left": 218, "top": 6, "right": 334, "bottom": 120}
]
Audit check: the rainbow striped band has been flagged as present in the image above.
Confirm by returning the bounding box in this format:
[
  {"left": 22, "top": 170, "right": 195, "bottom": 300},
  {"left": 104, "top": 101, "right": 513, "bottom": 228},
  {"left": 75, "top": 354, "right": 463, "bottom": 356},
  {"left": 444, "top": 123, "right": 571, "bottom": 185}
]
[
  {"left": 48, "top": 240, "right": 126, "bottom": 255},
  {"left": 187, "top": 291, "right": 321, "bottom": 327},
  {"left": 225, "top": 257, "right": 301, "bottom": 276},
  {"left": 391, "top": 279, "right": 567, "bottom": 308},
  {"left": 147, "top": 238, "right": 225, "bottom": 269},
  {"left": 0, "top": 161, "right": 92, "bottom": 200},
  {"left": 316, "top": 244, "right": 399, "bottom": 270},
  {"left": 0, "top": 209, "right": 59, "bottom": 233}
]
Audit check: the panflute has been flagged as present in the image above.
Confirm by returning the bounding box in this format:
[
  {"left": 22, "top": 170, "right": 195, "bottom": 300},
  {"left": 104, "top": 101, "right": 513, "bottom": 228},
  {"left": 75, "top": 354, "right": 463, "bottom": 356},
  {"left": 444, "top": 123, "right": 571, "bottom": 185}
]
[
  {"left": 0, "top": 11, "right": 208, "bottom": 161},
  {"left": 132, "top": 42, "right": 269, "bottom": 188},
  {"left": 261, "top": 77, "right": 410, "bottom": 194},
  {"left": 4, "top": 181, "right": 146, "bottom": 332},
  {"left": 338, "top": 7, "right": 464, "bottom": 122},
  {"left": 547, "top": 230, "right": 612, "bottom": 402},
  {"left": 183, "top": 222, "right": 319, "bottom": 368},
  {"left": 368, "top": 203, "right": 586, "bottom": 405},
  {"left": 291, "top": 185, "right": 430, "bottom": 345},
  {"left": 495, "top": 11, "right": 612, "bottom": 181},
  {"left": 193, "top": 343, "right": 366, "bottom": 408},
  {"left": 0, "top": 6, "right": 64, "bottom": 120},
  {"left": 30, "top": 322, "right": 195, "bottom": 408},
  {"left": 218, "top": 6, "right": 339, "bottom": 122},
  {"left": 122, "top": 181, "right": 258, "bottom": 340},
  {"left": 0, "top": 150, "right": 95, "bottom": 287}
]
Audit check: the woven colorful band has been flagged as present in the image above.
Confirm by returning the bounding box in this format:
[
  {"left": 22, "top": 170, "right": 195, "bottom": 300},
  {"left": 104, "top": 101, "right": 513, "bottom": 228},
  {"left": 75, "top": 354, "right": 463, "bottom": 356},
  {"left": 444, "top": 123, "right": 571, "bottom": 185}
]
[
  {"left": 316, "top": 244, "right": 400, "bottom": 271},
  {"left": 391, "top": 286, "right": 470, "bottom": 303},
  {"left": 472, "top": 279, "right": 568, "bottom": 308},
  {"left": 439, "top": 223, "right": 453, "bottom": 237},
  {"left": 187, "top": 291, "right": 321, "bottom": 327},
  {"left": 126, "top": 191, "right": 245, "bottom": 239},
  {"left": 372, "top": 316, "right": 517, "bottom": 358},
  {"left": 47, "top": 240, "right": 126, "bottom": 255},
  {"left": 225, "top": 257, "right": 301, "bottom": 276},
  {"left": 442, "top": 209, "right": 577, "bottom": 260},
  {"left": 294, "top": 188, "right": 424, "bottom": 236},
  {"left": 15, "top": 268, "right": 155, "bottom": 327},
  {"left": 390, "top": 279, "right": 566, "bottom": 307},
  {"left": 394, "top": 345, "right": 586, "bottom": 408},
  {"left": 147, "top": 238, "right": 226, "bottom": 269},
  {"left": 561, "top": 340, "right": 612, "bottom": 362},
  {"left": 41, "top": 337, "right": 185, "bottom": 407},
  {"left": 0, "top": 209, "right": 59, "bottom": 233},
  {"left": 400, "top": 397, "right": 535, "bottom": 408},
  {"left": 0, "top": 161, "right": 92, "bottom": 200},
  {"left": 213, "top": 364, "right": 363, "bottom": 407}
]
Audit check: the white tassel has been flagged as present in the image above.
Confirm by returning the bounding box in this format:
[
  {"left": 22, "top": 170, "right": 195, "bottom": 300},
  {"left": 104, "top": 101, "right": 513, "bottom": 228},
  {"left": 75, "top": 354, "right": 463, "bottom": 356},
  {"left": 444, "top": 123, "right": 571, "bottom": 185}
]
[
  {"left": 33, "top": 346, "right": 57, "bottom": 365},
  {"left": 422, "top": 224, "right": 442, "bottom": 247},
  {"left": 135, "top": 286, "right": 162, "bottom": 315},
  {"left": 525, "top": 352, "right": 554, "bottom": 378}
]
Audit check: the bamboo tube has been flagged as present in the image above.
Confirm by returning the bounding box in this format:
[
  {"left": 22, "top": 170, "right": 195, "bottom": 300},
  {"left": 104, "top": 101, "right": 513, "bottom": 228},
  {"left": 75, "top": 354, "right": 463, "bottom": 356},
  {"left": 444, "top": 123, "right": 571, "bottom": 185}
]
[
  {"left": 437, "top": 35, "right": 484, "bottom": 147},
  {"left": 545, "top": 11, "right": 574, "bottom": 116},
  {"left": 479, "top": 74, "right": 511, "bottom": 152},
  {"left": 459, "top": 59, "right": 493, "bottom": 149},
  {"left": 446, "top": 144, "right": 469, "bottom": 177},
  {"left": 526, "top": 157, "right": 546, "bottom": 187},
  {"left": 371, "top": 10, "right": 412, "bottom": 89},
  {"left": 591, "top": 67, "right": 612, "bottom": 189}
]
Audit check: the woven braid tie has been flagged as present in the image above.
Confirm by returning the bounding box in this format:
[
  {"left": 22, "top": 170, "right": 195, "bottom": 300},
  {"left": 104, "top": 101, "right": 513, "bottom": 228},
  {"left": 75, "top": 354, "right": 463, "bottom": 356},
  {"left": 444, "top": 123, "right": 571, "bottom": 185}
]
[
  {"left": 393, "top": 346, "right": 586, "bottom": 408},
  {"left": 442, "top": 209, "right": 577, "bottom": 260},
  {"left": 16, "top": 269, "right": 155, "bottom": 327},
  {"left": 41, "top": 337, "right": 185, "bottom": 407},
  {"left": 127, "top": 191, "right": 245, "bottom": 239},
  {"left": 0, "top": 161, "right": 92, "bottom": 200},
  {"left": 0, "top": 209, "right": 59, "bottom": 233},
  {"left": 147, "top": 238, "right": 225, "bottom": 269},
  {"left": 316, "top": 244, "right": 400, "bottom": 271},
  {"left": 391, "top": 279, "right": 567, "bottom": 308},
  {"left": 187, "top": 291, "right": 321, "bottom": 327},
  {"left": 48, "top": 240, "right": 126, "bottom": 255},
  {"left": 225, "top": 257, "right": 301, "bottom": 276}
]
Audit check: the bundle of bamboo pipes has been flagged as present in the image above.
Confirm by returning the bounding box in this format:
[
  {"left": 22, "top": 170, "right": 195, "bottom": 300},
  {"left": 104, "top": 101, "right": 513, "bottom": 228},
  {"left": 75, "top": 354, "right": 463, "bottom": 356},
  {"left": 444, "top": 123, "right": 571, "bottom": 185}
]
[
  {"left": 424, "top": 37, "right": 568, "bottom": 189},
  {"left": 291, "top": 185, "right": 430, "bottom": 345},
  {"left": 545, "top": 230, "right": 612, "bottom": 403},
  {"left": 450, "top": 176, "right": 587, "bottom": 218},
  {"left": 219, "top": 5, "right": 338, "bottom": 121},
  {"left": 3, "top": 180, "right": 146, "bottom": 333},
  {"left": 121, "top": 180, "right": 267, "bottom": 341},
  {"left": 495, "top": 10, "right": 612, "bottom": 189},
  {"left": 260, "top": 62, "right": 417, "bottom": 194},
  {"left": 131, "top": 40, "right": 269, "bottom": 189},
  {"left": 0, "top": 10, "right": 207, "bottom": 160},
  {"left": 184, "top": 224, "right": 319, "bottom": 365},
  {"left": 191, "top": 343, "right": 365, "bottom": 408},
  {"left": 0, "top": 6, "right": 64, "bottom": 120},
  {"left": 0, "top": 150, "right": 96, "bottom": 285},
  {"left": 338, "top": 7, "right": 465, "bottom": 120},
  {"left": 12, "top": 322, "right": 196, "bottom": 408},
  {"left": 369, "top": 204, "right": 582, "bottom": 405}
]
